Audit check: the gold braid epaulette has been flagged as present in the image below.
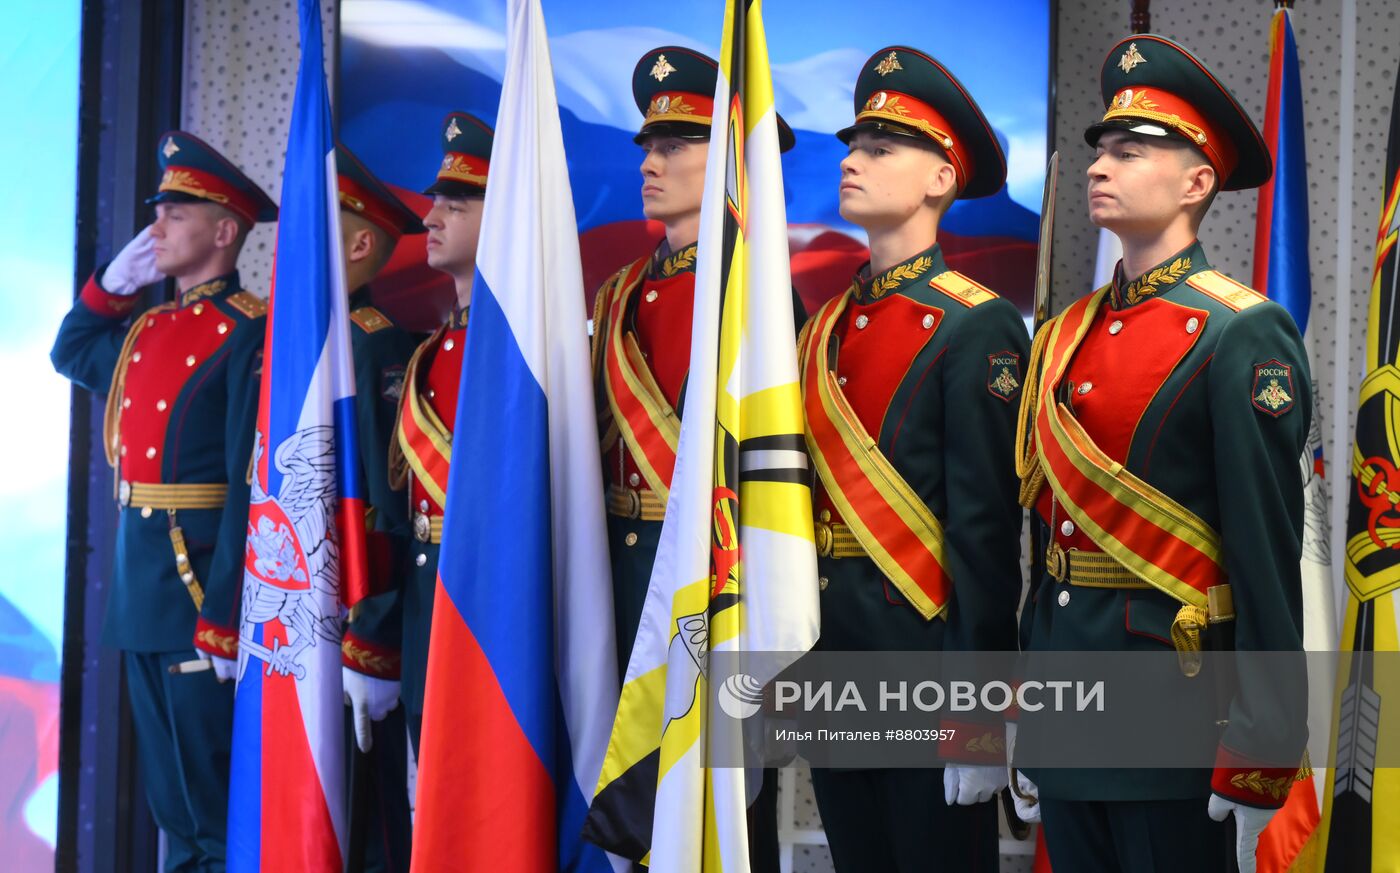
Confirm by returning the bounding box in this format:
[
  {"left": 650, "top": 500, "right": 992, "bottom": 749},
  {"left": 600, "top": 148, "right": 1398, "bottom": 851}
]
[
  {"left": 1014, "top": 316, "right": 1055, "bottom": 508},
  {"left": 225, "top": 291, "right": 268, "bottom": 318}
]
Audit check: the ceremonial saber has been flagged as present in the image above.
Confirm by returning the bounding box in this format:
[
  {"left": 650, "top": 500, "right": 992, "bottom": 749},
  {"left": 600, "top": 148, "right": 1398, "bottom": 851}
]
[{"left": 1004, "top": 151, "right": 1060, "bottom": 844}]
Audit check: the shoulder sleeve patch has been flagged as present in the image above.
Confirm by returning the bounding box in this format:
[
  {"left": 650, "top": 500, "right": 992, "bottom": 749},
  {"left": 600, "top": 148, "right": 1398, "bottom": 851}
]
[
  {"left": 351, "top": 306, "right": 393, "bottom": 334},
  {"left": 928, "top": 270, "right": 999, "bottom": 308},
  {"left": 1186, "top": 270, "right": 1266, "bottom": 312},
  {"left": 226, "top": 291, "right": 269, "bottom": 319},
  {"left": 987, "top": 350, "right": 1023, "bottom": 402},
  {"left": 1251, "top": 359, "right": 1296, "bottom": 417}
]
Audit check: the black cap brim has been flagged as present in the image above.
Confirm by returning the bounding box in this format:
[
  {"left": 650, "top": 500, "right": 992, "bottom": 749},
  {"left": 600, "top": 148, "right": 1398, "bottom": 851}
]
[{"left": 422, "top": 180, "right": 486, "bottom": 198}]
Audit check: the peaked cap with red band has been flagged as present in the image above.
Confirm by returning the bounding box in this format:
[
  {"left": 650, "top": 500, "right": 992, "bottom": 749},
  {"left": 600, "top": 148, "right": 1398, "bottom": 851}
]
[
  {"left": 424, "top": 111, "right": 493, "bottom": 197},
  {"left": 146, "top": 131, "right": 277, "bottom": 224},
  {"left": 336, "top": 143, "right": 425, "bottom": 239},
  {"left": 838, "top": 46, "right": 1007, "bottom": 200},
  {"left": 632, "top": 45, "right": 796, "bottom": 153},
  {"left": 1086, "top": 34, "right": 1271, "bottom": 191}
]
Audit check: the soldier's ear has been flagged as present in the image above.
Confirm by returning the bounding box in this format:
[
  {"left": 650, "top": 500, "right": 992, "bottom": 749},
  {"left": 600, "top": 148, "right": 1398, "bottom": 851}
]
[
  {"left": 212, "top": 214, "right": 245, "bottom": 249},
  {"left": 925, "top": 158, "right": 958, "bottom": 212},
  {"left": 347, "top": 227, "right": 376, "bottom": 265}
]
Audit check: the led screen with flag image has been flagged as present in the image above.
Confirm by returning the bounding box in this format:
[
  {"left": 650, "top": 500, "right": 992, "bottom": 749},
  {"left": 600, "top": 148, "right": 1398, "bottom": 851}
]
[
  {"left": 336, "top": 0, "right": 1049, "bottom": 329},
  {"left": 406, "top": 0, "right": 621, "bottom": 870},
  {"left": 225, "top": 0, "right": 370, "bottom": 870},
  {"left": 584, "top": 0, "right": 820, "bottom": 867}
]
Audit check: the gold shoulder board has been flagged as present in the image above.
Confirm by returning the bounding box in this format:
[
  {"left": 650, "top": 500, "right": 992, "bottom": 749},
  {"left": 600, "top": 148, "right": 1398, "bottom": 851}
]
[
  {"left": 226, "top": 291, "right": 269, "bottom": 319},
  {"left": 928, "top": 270, "right": 999, "bottom": 308},
  {"left": 1185, "top": 270, "right": 1266, "bottom": 312},
  {"left": 351, "top": 306, "right": 393, "bottom": 334}
]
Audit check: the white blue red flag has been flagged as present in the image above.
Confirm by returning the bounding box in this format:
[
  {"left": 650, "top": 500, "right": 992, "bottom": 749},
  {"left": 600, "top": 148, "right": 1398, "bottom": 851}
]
[
  {"left": 1252, "top": 8, "right": 1335, "bottom": 871},
  {"left": 408, "top": 0, "right": 620, "bottom": 870},
  {"left": 226, "top": 0, "right": 368, "bottom": 869}
]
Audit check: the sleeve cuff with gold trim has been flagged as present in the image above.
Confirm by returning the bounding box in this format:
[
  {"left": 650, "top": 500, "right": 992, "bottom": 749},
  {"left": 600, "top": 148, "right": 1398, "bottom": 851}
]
[
  {"left": 342, "top": 632, "right": 402, "bottom": 679},
  {"left": 79, "top": 270, "right": 141, "bottom": 319},
  {"left": 1210, "top": 744, "right": 1300, "bottom": 809},
  {"left": 194, "top": 616, "right": 239, "bottom": 658},
  {"left": 939, "top": 719, "right": 1007, "bottom": 765}
]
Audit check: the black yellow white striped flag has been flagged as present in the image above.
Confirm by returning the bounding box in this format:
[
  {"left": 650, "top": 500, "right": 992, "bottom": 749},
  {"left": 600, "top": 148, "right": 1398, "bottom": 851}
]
[{"left": 583, "top": 1, "right": 820, "bottom": 869}]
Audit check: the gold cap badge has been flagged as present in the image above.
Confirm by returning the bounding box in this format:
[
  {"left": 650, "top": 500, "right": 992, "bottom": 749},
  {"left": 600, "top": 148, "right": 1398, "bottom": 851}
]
[
  {"left": 1118, "top": 42, "right": 1146, "bottom": 73},
  {"left": 445, "top": 117, "right": 462, "bottom": 141},
  {"left": 163, "top": 137, "right": 180, "bottom": 159},
  {"left": 650, "top": 54, "right": 677, "bottom": 82},
  {"left": 874, "top": 51, "right": 902, "bottom": 77}
]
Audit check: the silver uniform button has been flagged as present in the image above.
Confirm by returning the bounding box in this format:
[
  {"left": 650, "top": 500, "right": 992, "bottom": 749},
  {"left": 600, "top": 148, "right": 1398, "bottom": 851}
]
[
  {"left": 855, "top": 314, "right": 869, "bottom": 329},
  {"left": 628, "top": 472, "right": 641, "bottom": 487},
  {"left": 1108, "top": 320, "right": 1123, "bottom": 335},
  {"left": 1077, "top": 382, "right": 1093, "bottom": 395},
  {"left": 1186, "top": 317, "right": 1200, "bottom": 334},
  {"left": 645, "top": 290, "right": 659, "bottom": 303},
  {"left": 419, "top": 499, "right": 430, "bottom": 512},
  {"left": 118, "top": 481, "right": 132, "bottom": 505},
  {"left": 1060, "top": 519, "right": 1075, "bottom": 537},
  {"left": 444, "top": 338, "right": 456, "bottom": 351},
  {"left": 921, "top": 314, "right": 935, "bottom": 329},
  {"left": 837, "top": 376, "right": 848, "bottom": 386},
  {"left": 1058, "top": 590, "right": 1070, "bottom": 607},
  {"left": 416, "top": 553, "right": 428, "bottom": 567}
]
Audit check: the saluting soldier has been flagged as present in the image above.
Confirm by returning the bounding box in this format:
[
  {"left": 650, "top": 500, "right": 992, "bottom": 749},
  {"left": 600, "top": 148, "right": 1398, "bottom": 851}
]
[
  {"left": 796, "top": 47, "right": 1027, "bottom": 872},
  {"left": 386, "top": 111, "right": 492, "bottom": 753},
  {"left": 588, "top": 46, "right": 796, "bottom": 872},
  {"left": 50, "top": 131, "right": 276, "bottom": 871},
  {"left": 334, "top": 143, "right": 425, "bottom": 873},
  {"left": 1012, "top": 35, "right": 1311, "bottom": 872}
]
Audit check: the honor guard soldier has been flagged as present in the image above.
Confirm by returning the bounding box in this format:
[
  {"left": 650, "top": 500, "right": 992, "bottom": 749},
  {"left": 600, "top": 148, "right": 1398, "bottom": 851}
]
[
  {"left": 592, "top": 46, "right": 798, "bottom": 679},
  {"left": 50, "top": 131, "right": 276, "bottom": 871},
  {"left": 1012, "top": 35, "right": 1312, "bottom": 872},
  {"left": 386, "top": 111, "right": 492, "bottom": 752},
  {"left": 334, "top": 143, "right": 425, "bottom": 873},
  {"left": 588, "top": 47, "right": 795, "bottom": 871},
  {"left": 797, "top": 48, "right": 1027, "bottom": 872}
]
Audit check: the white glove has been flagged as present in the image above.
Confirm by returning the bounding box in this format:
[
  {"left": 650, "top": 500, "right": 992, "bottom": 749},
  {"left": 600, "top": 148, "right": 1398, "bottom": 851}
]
[
  {"left": 1005, "top": 722, "right": 1041, "bottom": 822},
  {"left": 101, "top": 226, "right": 164, "bottom": 295},
  {"left": 1208, "top": 793, "right": 1277, "bottom": 873},
  {"left": 196, "top": 648, "right": 238, "bottom": 683},
  {"left": 943, "top": 764, "right": 1007, "bottom": 806},
  {"left": 343, "top": 667, "right": 401, "bottom": 753}
]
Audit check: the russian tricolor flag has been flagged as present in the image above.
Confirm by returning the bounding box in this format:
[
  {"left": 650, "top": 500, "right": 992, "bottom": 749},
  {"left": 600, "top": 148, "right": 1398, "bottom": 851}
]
[
  {"left": 408, "top": 0, "right": 620, "bottom": 871},
  {"left": 1252, "top": 5, "right": 1311, "bottom": 333},
  {"left": 227, "top": 0, "right": 368, "bottom": 869}
]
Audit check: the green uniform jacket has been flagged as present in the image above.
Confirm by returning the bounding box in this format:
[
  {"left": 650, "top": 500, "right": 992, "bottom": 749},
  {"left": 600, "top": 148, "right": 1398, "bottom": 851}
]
[
  {"left": 802, "top": 243, "right": 1028, "bottom": 757},
  {"left": 1020, "top": 242, "right": 1311, "bottom": 807},
  {"left": 341, "top": 288, "right": 421, "bottom": 678},
  {"left": 50, "top": 268, "right": 264, "bottom": 653}
]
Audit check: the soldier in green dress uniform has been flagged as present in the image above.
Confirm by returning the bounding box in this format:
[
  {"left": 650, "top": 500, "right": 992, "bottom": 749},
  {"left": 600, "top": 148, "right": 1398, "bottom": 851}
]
[
  {"left": 1012, "top": 34, "right": 1312, "bottom": 873},
  {"left": 50, "top": 131, "right": 276, "bottom": 872},
  {"left": 796, "top": 46, "right": 1029, "bottom": 873},
  {"left": 334, "top": 142, "right": 426, "bottom": 873}
]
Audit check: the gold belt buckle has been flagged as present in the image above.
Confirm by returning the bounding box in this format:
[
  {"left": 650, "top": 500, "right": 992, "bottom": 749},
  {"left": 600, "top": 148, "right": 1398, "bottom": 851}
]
[
  {"left": 814, "top": 521, "right": 834, "bottom": 558},
  {"left": 413, "top": 512, "right": 432, "bottom": 543},
  {"left": 624, "top": 488, "right": 642, "bottom": 519},
  {"left": 1045, "top": 541, "right": 1070, "bottom": 582}
]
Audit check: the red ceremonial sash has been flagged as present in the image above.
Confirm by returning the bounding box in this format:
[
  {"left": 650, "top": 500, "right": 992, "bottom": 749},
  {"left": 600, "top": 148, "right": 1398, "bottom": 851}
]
[
  {"left": 1030, "top": 288, "right": 1223, "bottom": 609},
  {"left": 799, "top": 290, "right": 951, "bottom": 621},
  {"left": 599, "top": 258, "right": 680, "bottom": 502},
  {"left": 395, "top": 326, "right": 453, "bottom": 507}
]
